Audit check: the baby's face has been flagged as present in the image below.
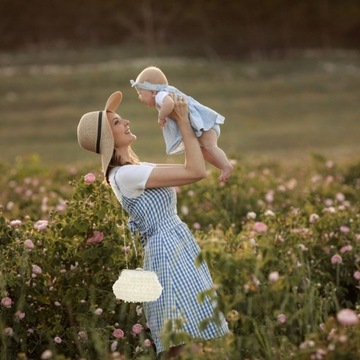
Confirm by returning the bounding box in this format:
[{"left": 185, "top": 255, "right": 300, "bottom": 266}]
[{"left": 136, "top": 88, "right": 155, "bottom": 107}]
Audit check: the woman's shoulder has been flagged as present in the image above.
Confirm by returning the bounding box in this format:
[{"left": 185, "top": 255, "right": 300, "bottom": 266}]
[
  {"left": 109, "top": 163, "right": 154, "bottom": 179},
  {"left": 109, "top": 163, "right": 156, "bottom": 198}
]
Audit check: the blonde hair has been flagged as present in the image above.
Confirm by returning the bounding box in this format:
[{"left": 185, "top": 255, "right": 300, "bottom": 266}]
[
  {"left": 105, "top": 148, "right": 139, "bottom": 184},
  {"left": 136, "top": 66, "right": 168, "bottom": 85}
]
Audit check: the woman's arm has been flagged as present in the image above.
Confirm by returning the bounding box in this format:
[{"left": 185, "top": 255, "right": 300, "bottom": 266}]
[
  {"left": 146, "top": 96, "right": 206, "bottom": 188},
  {"left": 155, "top": 164, "right": 183, "bottom": 168}
]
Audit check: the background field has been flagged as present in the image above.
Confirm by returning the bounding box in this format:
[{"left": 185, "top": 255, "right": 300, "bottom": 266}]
[
  {"left": 1, "top": 47, "right": 360, "bottom": 359},
  {"left": 1, "top": 48, "right": 359, "bottom": 170}
]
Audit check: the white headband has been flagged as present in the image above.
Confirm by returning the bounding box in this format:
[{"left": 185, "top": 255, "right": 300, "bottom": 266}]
[{"left": 130, "top": 80, "right": 167, "bottom": 91}]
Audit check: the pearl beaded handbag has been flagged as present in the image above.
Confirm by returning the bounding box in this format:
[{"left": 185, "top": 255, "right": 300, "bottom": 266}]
[
  {"left": 112, "top": 211, "right": 163, "bottom": 303},
  {"left": 112, "top": 268, "right": 163, "bottom": 303}
]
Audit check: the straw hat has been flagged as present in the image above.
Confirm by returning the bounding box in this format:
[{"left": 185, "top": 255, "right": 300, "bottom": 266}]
[{"left": 77, "top": 91, "right": 122, "bottom": 175}]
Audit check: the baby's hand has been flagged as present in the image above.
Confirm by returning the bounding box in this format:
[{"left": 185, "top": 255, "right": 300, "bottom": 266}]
[{"left": 158, "top": 117, "right": 167, "bottom": 127}]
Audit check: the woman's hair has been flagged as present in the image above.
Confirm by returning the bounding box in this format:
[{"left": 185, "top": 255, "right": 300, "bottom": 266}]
[{"left": 105, "top": 148, "right": 139, "bottom": 184}]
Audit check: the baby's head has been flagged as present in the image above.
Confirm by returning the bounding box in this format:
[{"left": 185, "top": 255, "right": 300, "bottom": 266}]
[{"left": 135, "top": 66, "right": 168, "bottom": 85}]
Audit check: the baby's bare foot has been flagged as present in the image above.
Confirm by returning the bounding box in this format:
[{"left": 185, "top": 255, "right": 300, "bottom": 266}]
[{"left": 219, "top": 164, "right": 233, "bottom": 183}]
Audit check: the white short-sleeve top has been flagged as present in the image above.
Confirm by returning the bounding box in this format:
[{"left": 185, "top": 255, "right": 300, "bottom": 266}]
[{"left": 109, "top": 162, "right": 155, "bottom": 199}]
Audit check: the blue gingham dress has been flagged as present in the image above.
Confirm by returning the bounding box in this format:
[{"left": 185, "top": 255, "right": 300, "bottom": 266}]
[{"left": 109, "top": 165, "right": 229, "bottom": 354}]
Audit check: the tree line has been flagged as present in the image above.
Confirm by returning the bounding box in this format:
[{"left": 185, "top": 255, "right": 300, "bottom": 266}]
[{"left": 1, "top": 0, "right": 359, "bottom": 57}]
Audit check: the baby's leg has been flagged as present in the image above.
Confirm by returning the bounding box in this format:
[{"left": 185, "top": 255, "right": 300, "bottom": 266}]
[{"left": 198, "top": 129, "right": 233, "bottom": 183}]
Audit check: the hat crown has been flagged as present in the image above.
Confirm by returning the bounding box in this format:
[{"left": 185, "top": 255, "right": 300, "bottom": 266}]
[
  {"left": 77, "top": 91, "right": 122, "bottom": 176},
  {"left": 77, "top": 111, "right": 101, "bottom": 154}
]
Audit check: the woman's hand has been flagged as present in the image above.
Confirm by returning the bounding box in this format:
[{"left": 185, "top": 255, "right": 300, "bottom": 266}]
[
  {"left": 145, "top": 93, "right": 206, "bottom": 189},
  {"left": 169, "top": 94, "right": 188, "bottom": 124}
]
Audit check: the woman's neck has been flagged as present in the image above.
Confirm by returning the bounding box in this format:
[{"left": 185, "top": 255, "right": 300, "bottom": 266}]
[{"left": 115, "top": 148, "right": 133, "bottom": 165}]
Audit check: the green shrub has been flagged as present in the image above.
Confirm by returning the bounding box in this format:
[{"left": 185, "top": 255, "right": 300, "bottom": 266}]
[
  {"left": 1, "top": 155, "right": 359, "bottom": 359},
  {"left": 1, "top": 172, "right": 154, "bottom": 359}
]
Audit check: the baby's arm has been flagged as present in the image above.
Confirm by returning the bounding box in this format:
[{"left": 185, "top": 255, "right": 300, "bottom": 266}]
[{"left": 158, "top": 94, "right": 175, "bottom": 127}]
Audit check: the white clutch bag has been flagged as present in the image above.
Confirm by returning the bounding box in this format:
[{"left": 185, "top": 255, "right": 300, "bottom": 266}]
[{"left": 112, "top": 268, "right": 163, "bottom": 303}]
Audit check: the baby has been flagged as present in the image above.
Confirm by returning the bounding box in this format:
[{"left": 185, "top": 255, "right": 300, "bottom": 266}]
[{"left": 130, "top": 66, "right": 233, "bottom": 183}]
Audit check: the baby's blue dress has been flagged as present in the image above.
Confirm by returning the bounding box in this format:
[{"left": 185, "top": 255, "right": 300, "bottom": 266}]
[
  {"left": 130, "top": 80, "right": 225, "bottom": 155},
  {"left": 159, "top": 86, "right": 225, "bottom": 155},
  {"left": 109, "top": 166, "right": 229, "bottom": 354}
]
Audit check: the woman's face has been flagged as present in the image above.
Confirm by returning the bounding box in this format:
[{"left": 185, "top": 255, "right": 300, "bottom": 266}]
[
  {"left": 107, "top": 112, "right": 136, "bottom": 148},
  {"left": 136, "top": 88, "right": 155, "bottom": 107}
]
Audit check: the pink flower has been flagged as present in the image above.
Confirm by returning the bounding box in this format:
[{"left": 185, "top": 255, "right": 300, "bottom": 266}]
[
  {"left": 54, "top": 336, "right": 62, "bottom": 344},
  {"left": 298, "top": 244, "right": 308, "bottom": 252},
  {"left": 112, "top": 329, "right": 124, "bottom": 339},
  {"left": 77, "top": 331, "right": 88, "bottom": 341},
  {"left": 144, "top": 339, "right": 152, "bottom": 347},
  {"left": 316, "top": 348, "right": 327, "bottom": 358},
  {"left": 331, "top": 254, "right": 342, "bottom": 265},
  {"left": 94, "top": 308, "right": 103, "bottom": 315},
  {"left": 265, "top": 190, "right": 274, "bottom": 203},
  {"left": 268, "top": 271, "right": 279, "bottom": 283},
  {"left": 15, "top": 311, "right": 25, "bottom": 320},
  {"left": 3, "top": 327, "right": 14, "bottom": 336},
  {"left": 264, "top": 210, "right": 275, "bottom": 217},
  {"left": 340, "top": 245, "right": 352, "bottom": 253},
  {"left": 247, "top": 212, "right": 257, "bottom": 220},
  {"left": 6, "top": 201, "right": 14, "bottom": 211},
  {"left": 32, "top": 264, "right": 42, "bottom": 275},
  {"left": 249, "top": 238, "right": 257, "bottom": 247},
  {"left": 86, "top": 231, "right": 104, "bottom": 245},
  {"left": 132, "top": 323, "right": 143, "bottom": 335},
  {"left": 24, "top": 239, "right": 35, "bottom": 250},
  {"left": 277, "top": 314, "right": 287, "bottom": 324},
  {"left": 192, "top": 222, "right": 201, "bottom": 230},
  {"left": 10, "top": 220, "right": 22, "bottom": 227},
  {"left": 84, "top": 173, "right": 96, "bottom": 184},
  {"left": 340, "top": 225, "right": 350, "bottom": 233},
  {"left": 354, "top": 271, "right": 360, "bottom": 280},
  {"left": 309, "top": 213, "right": 320, "bottom": 224},
  {"left": 253, "top": 222, "right": 268, "bottom": 234},
  {"left": 40, "top": 350, "right": 53, "bottom": 360},
  {"left": 336, "top": 309, "right": 359, "bottom": 326},
  {"left": 111, "top": 340, "right": 118, "bottom": 352},
  {"left": 1, "top": 297, "right": 12, "bottom": 308},
  {"left": 34, "top": 220, "right": 48, "bottom": 231},
  {"left": 181, "top": 206, "right": 189, "bottom": 216},
  {"left": 252, "top": 275, "right": 260, "bottom": 287}
]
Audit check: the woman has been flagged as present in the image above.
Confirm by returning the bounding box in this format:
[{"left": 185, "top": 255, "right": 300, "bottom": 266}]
[{"left": 77, "top": 91, "right": 229, "bottom": 358}]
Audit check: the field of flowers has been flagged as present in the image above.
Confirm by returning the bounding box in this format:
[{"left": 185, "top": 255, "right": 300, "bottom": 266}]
[{"left": 1, "top": 154, "right": 359, "bottom": 360}]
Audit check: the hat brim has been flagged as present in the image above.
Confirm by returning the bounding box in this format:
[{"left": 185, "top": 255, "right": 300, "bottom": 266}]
[
  {"left": 101, "top": 91, "right": 123, "bottom": 175},
  {"left": 105, "top": 91, "right": 122, "bottom": 113}
]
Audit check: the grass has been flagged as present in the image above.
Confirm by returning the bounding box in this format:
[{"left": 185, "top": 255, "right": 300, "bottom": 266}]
[{"left": 0, "top": 47, "right": 359, "bottom": 168}]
